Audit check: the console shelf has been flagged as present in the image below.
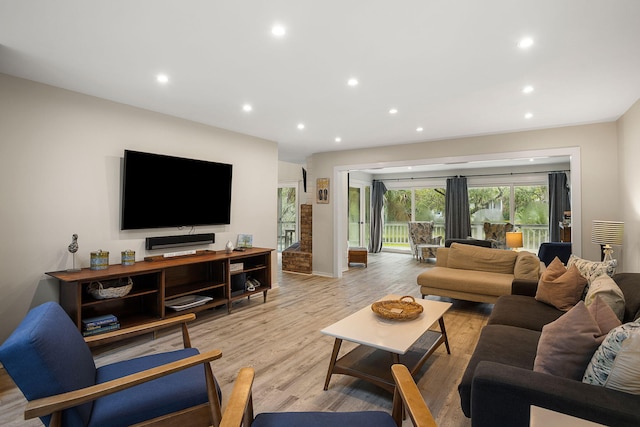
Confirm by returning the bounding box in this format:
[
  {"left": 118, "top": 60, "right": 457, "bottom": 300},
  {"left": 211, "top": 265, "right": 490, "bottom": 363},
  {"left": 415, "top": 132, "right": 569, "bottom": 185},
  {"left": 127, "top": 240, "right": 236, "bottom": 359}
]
[{"left": 47, "top": 247, "right": 273, "bottom": 333}]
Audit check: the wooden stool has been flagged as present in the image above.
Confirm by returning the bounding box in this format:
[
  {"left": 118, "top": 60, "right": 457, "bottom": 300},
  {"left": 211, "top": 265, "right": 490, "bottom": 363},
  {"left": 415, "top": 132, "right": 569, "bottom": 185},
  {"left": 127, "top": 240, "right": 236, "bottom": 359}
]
[{"left": 348, "top": 247, "right": 368, "bottom": 267}]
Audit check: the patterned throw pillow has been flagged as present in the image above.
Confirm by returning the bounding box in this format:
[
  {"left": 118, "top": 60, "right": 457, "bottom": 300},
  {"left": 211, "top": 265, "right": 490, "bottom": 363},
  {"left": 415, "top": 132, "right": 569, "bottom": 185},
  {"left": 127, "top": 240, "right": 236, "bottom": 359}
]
[
  {"left": 567, "top": 254, "right": 617, "bottom": 285},
  {"left": 583, "top": 320, "right": 640, "bottom": 388}
]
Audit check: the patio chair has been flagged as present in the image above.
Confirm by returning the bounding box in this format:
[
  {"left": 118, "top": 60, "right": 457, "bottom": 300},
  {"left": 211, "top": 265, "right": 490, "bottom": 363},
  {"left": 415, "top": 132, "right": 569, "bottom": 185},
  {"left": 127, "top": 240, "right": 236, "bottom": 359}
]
[
  {"left": 219, "top": 364, "right": 437, "bottom": 427},
  {"left": 408, "top": 221, "right": 442, "bottom": 259},
  {"left": 0, "top": 301, "right": 223, "bottom": 427},
  {"left": 483, "top": 222, "right": 513, "bottom": 249}
]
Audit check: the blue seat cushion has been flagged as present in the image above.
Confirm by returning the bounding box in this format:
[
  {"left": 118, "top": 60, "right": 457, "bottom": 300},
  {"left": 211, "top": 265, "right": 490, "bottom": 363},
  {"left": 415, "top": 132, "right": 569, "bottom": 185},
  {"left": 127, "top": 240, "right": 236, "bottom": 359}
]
[
  {"left": 89, "top": 348, "right": 221, "bottom": 427},
  {"left": 252, "top": 411, "right": 397, "bottom": 427},
  {"left": 0, "top": 302, "right": 96, "bottom": 427}
]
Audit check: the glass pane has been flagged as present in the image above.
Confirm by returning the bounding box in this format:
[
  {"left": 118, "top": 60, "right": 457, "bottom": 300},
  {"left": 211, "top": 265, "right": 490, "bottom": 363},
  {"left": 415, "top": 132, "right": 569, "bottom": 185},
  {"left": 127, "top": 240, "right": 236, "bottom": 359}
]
[
  {"left": 383, "top": 189, "right": 411, "bottom": 249},
  {"left": 515, "top": 185, "right": 549, "bottom": 250},
  {"left": 468, "top": 186, "right": 509, "bottom": 239},
  {"left": 415, "top": 188, "right": 445, "bottom": 242},
  {"left": 348, "top": 186, "right": 361, "bottom": 247},
  {"left": 277, "top": 187, "right": 297, "bottom": 252},
  {"left": 364, "top": 185, "right": 371, "bottom": 248}
]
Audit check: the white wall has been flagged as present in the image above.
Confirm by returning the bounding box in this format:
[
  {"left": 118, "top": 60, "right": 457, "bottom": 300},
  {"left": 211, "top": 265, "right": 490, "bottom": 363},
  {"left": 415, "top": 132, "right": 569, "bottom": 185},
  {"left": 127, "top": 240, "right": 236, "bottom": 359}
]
[
  {"left": 619, "top": 99, "right": 640, "bottom": 272},
  {"left": 307, "top": 122, "right": 621, "bottom": 276},
  {"left": 0, "top": 74, "right": 278, "bottom": 343}
]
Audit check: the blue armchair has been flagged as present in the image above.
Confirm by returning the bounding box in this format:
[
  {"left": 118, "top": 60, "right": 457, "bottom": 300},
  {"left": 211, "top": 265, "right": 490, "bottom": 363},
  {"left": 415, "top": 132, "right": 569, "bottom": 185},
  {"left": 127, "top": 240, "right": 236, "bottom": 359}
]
[
  {"left": 0, "top": 302, "right": 223, "bottom": 427},
  {"left": 219, "top": 364, "right": 437, "bottom": 427},
  {"left": 537, "top": 242, "right": 572, "bottom": 266}
]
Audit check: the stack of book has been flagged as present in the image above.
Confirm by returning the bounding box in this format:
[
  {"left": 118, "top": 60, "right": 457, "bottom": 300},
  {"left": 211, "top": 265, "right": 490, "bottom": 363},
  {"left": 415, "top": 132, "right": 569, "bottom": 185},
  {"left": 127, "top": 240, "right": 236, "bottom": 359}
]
[{"left": 82, "top": 314, "right": 120, "bottom": 336}]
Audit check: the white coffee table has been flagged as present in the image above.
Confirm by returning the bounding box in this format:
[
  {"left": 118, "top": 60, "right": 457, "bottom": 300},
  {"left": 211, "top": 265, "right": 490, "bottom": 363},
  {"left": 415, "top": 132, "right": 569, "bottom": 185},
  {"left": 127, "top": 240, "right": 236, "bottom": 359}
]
[{"left": 321, "top": 295, "right": 452, "bottom": 392}]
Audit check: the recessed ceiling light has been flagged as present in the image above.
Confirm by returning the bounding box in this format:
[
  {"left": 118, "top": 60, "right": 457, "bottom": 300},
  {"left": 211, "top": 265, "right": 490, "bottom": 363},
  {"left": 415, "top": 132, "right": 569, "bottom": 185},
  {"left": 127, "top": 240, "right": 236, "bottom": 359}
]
[
  {"left": 297, "top": 123, "right": 305, "bottom": 130},
  {"left": 389, "top": 108, "right": 398, "bottom": 115},
  {"left": 518, "top": 37, "right": 534, "bottom": 49},
  {"left": 242, "top": 104, "right": 253, "bottom": 112},
  {"left": 156, "top": 74, "right": 169, "bottom": 84},
  {"left": 272, "top": 25, "right": 286, "bottom": 37},
  {"left": 522, "top": 85, "right": 534, "bottom": 94},
  {"left": 347, "top": 78, "right": 359, "bottom": 86},
  {"left": 524, "top": 112, "right": 533, "bottom": 119},
  {"left": 407, "top": 166, "right": 412, "bottom": 170},
  {"left": 416, "top": 127, "right": 424, "bottom": 132},
  {"left": 335, "top": 137, "right": 342, "bottom": 143}
]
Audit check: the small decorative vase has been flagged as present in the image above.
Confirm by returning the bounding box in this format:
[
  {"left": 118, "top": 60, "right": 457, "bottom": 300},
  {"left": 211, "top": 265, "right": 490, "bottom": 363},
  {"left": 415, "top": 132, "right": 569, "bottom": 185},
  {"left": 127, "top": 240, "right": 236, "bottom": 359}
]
[{"left": 225, "top": 240, "right": 234, "bottom": 254}]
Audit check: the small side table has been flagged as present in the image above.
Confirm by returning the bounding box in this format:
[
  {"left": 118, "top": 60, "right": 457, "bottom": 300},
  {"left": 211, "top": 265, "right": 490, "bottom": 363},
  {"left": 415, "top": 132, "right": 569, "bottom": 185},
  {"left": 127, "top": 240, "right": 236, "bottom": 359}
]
[
  {"left": 417, "top": 244, "right": 440, "bottom": 262},
  {"left": 348, "top": 247, "right": 368, "bottom": 267}
]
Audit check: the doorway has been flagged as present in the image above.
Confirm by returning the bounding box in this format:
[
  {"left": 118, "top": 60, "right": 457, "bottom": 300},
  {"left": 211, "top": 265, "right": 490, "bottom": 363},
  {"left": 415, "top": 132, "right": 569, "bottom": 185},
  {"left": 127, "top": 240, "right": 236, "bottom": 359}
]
[{"left": 277, "top": 183, "right": 298, "bottom": 252}]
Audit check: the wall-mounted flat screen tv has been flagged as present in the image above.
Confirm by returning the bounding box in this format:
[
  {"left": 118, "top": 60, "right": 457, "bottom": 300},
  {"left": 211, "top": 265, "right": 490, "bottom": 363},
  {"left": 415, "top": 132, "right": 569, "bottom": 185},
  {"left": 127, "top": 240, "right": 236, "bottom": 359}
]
[{"left": 121, "top": 150, "right": 232, "bottom": 230}]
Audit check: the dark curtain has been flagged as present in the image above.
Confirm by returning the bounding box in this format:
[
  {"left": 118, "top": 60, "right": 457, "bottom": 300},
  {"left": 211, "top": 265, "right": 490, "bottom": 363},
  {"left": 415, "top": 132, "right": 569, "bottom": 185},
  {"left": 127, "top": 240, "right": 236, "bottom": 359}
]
[
  {"left": 445, "top": 177, "right": 471, "bottom": 240},
  {"left": 368, "top": 180, "right": 387, "bottom": 253},
  {"left": 549, "top": 172, "right": 570, "bottom": 242}
]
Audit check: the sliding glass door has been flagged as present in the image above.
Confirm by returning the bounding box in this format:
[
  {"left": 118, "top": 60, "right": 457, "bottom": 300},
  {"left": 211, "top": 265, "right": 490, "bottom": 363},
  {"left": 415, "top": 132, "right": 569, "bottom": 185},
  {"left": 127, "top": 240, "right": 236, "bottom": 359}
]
[
  {"left": 348, "top": 182, "right": 370, "bottom": 248},
  {"left": 277, "top": 184, "right": 297, "bottom": 252}
]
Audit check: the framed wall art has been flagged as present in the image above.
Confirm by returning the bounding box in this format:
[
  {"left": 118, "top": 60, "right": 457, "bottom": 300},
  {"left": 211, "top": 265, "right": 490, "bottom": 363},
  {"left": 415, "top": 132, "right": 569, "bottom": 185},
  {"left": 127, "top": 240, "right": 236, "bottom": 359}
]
[
  {"left": 317, "top": 178, "right": 329, "bottom": 204},
  {"left": 237, "top": 234, "right": 253, "bottom": 248}
]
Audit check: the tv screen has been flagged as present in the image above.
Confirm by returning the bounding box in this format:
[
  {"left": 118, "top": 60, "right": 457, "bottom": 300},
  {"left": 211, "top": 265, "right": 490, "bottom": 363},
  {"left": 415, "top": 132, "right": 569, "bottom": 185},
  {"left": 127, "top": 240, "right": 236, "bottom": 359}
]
[{"left": 121, "top": 150, "right": 232, "bottom": 230}]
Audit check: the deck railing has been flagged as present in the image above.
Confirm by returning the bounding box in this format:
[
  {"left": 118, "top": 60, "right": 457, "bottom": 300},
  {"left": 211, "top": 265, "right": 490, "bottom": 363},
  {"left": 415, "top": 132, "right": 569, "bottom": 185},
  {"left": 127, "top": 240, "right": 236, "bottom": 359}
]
[{"left": 382, "top": 222, "right": 549, "bottom": 252}]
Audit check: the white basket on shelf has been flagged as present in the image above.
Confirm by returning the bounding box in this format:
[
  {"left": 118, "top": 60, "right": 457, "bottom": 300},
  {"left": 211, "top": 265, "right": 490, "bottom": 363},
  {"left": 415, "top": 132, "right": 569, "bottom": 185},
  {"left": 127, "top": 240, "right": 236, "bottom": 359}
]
[{"left": 87, "top": 277, "right": 133, "bottom": 299}]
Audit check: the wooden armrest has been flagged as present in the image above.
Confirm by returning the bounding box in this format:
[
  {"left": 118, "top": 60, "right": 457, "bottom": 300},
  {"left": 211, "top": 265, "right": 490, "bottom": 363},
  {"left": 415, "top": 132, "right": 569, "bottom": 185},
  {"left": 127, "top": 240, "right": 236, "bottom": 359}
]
[
  {"left": 220, "top": 367, "right": 255, "bottom": 427},
  {"left": 391, "top": 364, "right": 437, "bottom": 427},
  {"left": 24, "top": 348, "right": 222, "bottom": 420},
  {"left": 84, "top": 313, "right": 196, "bottom": 348}
]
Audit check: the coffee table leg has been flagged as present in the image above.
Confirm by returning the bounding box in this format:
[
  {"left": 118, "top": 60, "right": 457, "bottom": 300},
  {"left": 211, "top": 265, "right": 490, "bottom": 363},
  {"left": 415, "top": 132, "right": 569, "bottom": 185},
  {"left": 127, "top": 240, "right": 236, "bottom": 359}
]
[
  {"left": 324, "top": 338, "right": 343, "bottom": 390},
  {"left": 439, "top": 317, "right": 451, "bottom": 354}
]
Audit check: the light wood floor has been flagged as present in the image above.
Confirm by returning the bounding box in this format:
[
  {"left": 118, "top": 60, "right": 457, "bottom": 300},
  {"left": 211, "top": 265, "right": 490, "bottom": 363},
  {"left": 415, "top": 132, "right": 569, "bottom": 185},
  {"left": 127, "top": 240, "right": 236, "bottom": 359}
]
[{"left": 0, "top": 252, "right": 492, "bottom": 427}]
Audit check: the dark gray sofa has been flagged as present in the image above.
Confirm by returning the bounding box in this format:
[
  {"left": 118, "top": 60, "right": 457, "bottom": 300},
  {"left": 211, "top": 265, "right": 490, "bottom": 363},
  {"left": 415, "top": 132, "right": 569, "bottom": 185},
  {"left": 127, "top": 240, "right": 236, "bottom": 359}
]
[{"left": 459, "top": 273, "right": 640, "bottom": 427}]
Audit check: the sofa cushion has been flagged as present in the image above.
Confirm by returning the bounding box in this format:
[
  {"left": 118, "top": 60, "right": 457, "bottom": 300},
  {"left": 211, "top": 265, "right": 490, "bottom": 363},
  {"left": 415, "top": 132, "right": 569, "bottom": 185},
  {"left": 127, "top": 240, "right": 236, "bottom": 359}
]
[
  {"left": 583, "top": 319, "right": 640, "bottom": 388},
  {"left": 585, "top": 274, "right": 626, "bottom": 321},
  {"left": 514, "top": 251, "right": 540, "bottom": 281},
  {"left": 458, "top": 324, "right": 540, "bottom": 417},
  {"left": 535, "top": 258, "right": 587, "bottom": 311},
  {"left": 533, "top": 301, "right": 609, "bottom": 380},
  {"left": 488, "top": 295, "right": 564, "bottom": 331},
  {"left": 446, "top": 243, "right": 517, "bottom": 274},
  {"left": 417, "top": 266, "right": 513, "bottom": 297}
]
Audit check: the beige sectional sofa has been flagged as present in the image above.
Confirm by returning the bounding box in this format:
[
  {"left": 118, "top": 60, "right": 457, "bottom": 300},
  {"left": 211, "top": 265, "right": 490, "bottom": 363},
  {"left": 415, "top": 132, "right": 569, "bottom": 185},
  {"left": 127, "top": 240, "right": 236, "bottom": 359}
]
[{"left": 417, "top": 243, "right": 541, "bottom": 303}]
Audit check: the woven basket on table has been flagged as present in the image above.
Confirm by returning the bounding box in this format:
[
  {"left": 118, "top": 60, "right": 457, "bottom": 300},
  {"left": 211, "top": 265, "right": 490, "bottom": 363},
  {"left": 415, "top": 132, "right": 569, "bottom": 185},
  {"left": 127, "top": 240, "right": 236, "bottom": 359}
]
[
  {"left": 371, "top": 295, "right": 424, "bottom": 321},
  {"left": 87, "top": 277, "right": 133, "bottom": 300}
]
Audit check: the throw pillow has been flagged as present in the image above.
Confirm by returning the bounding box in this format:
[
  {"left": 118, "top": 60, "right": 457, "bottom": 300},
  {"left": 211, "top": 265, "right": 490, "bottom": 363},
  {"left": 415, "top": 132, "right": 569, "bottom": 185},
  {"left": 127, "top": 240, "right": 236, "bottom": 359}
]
[
  {"left": 583, "top": 320, "right": 640, "bottom": 387},
  {"left": 586, "top": 296, "right": 621, "bottom": 335},
  {"left": 584, "top": 275, "right": 626, "bottom": 321},
  {"left": 534, "top": 301, "right": 606, "bottom": 380},
  {"left": 567, "top": 254, "right": 617, "bottom": 286},
  {"left": 514, "top": 251, "right": 540, "bottom": 281},
  {"left": 535, "top": 257, "right": 588, "bottom": 311},
  {"left": 604, "top": 333, "right": 640, "bottom": 394}
]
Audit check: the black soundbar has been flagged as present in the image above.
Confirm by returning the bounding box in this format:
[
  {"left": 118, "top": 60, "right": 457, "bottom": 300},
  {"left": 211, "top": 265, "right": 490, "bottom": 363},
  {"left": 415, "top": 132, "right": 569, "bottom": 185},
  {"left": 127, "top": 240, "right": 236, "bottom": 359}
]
[{"left": 145, "top": 233, "right": 215, "bottom": 250}]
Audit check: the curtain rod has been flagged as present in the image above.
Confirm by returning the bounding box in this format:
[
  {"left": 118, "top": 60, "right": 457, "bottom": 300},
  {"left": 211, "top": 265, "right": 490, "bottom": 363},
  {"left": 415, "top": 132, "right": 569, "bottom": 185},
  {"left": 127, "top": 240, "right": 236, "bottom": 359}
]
[{"left": 378, "top": 169, "right": 570, "bottom": 182}]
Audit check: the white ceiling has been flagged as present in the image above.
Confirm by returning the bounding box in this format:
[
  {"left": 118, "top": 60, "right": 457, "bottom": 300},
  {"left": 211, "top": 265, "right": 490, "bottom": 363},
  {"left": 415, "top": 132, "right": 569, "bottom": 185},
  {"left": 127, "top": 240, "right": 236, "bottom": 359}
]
[{"left": 2, "top": 1, "right": 639, "bottom": 164}]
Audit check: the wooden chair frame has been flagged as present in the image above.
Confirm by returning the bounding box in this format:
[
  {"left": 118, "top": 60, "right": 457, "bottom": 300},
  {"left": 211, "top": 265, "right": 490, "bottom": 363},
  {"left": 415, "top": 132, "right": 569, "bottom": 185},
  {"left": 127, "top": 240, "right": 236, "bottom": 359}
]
[
  {"left": 219, "top": 364, "right": 437, "bottom": 427},
  {"left": 21, "top": 313, "right": 223, "bottom": 427}
]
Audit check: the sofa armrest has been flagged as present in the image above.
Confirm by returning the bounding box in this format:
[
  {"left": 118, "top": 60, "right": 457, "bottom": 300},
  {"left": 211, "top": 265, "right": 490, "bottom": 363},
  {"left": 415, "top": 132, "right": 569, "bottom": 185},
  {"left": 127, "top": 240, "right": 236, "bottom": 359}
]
[
  {"left": 511, "top": 279, "right": 538, "bottom": 297},
  {"left": 471, "top": 361, "right": 640, "bottom": 427}
]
